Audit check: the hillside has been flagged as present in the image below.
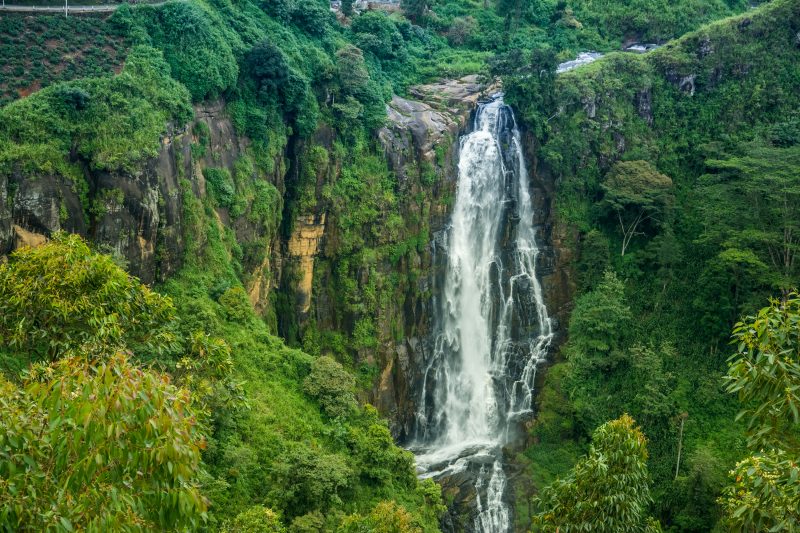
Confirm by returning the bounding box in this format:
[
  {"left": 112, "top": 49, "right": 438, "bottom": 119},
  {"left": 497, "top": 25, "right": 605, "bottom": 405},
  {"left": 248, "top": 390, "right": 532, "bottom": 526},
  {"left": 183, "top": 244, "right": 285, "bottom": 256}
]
[
  {"left": 503, "top": 0, "right": 800, "bottom": 529},
  {"left": 0, "top": 0, "right": 798, "bottom": 531}
]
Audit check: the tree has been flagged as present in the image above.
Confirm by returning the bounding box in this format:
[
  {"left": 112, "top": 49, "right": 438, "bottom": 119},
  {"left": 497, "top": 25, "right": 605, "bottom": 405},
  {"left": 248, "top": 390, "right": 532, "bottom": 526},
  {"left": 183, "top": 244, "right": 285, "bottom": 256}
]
[
  {"left": 577, "top": 229, "right": 611, "bottom": 291},
  {"left": 263, "top": 0, "right": 292, "bottom": 23},
  {"left": 599, "top": 160, "right": 673, "bottom": 256},
  {"left": 718, "top": 449, "right": 800, "bottom": 532},
  {"left": 351, "top": 12, "right": 406, "bottom": 61},
  {"left": 142, "top": 1, "right": 238, "bottom": 100},
  {"left": 174, "top": 331, "right": 246, "bottom": 433},
  {"left": 270, "top": 445, "right": 354, "bottom": 518},
  {"left": 446, "top": 16, "right": 477, "bottom": 46},
  {"left": 303, "top": 355, "right": 356, "bottom": 419},
  {"left": 291, "top": 0, "right": 333, "bottom": 37},
  {"left": 339, "top": 501, "right": 421, "bottom": 533},
  {"left": 531, "top": 414, "right": 661, "bottom": 532},
  {"left": 341, "top": 0, "right": 354, "bottom": 17},
  {"left": 222, "top": 506, "right": 285, "bottom": 533},
  {"left": 400, "top": 0, "right": 429, "bottom": 23},
  {"left": 0, "top": 233, "right": 176, "bottom": 363},
  {"left": 566, "top": 270, "right": 631, "bottom": 362},
  {"left": 696, "top": 144, "right": 800, "bottom": 289},
  {"left": 336, "top": 45, "right": 371, "bottom": 97},
  {"left": 693, "top": 247, "right": 771, "bottom": 341},
  {"left": 718, "top": 293, "right": 800, "bottom": 531},
  {"left": 0, "top": 353, "right": 206, "bottom": 531},
  {"left": 562, "top": 270, "right": 632, "bottom": 430},
  {"left": 346, "top": 406, "right": 416, "bottom": 486},
  {"left": 726, "top": 292, "right": 800, "bottom": 449},
  {"left": 246, "top": 41, "right": 290, "bottom": 103}
]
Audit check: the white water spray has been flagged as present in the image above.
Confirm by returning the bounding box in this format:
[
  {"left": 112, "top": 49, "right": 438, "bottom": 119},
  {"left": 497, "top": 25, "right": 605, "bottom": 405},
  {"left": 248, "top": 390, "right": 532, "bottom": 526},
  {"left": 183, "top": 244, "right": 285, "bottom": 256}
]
[{"left": 413, "top": 96, "right": 553, "bottom": 532}]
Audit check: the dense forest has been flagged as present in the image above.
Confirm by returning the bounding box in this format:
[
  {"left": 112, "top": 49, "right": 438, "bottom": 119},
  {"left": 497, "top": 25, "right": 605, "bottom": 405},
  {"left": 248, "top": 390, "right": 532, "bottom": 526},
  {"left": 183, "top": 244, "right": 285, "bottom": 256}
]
[{"left": 0, "top": 0, "right": 798, "bottom": 531}]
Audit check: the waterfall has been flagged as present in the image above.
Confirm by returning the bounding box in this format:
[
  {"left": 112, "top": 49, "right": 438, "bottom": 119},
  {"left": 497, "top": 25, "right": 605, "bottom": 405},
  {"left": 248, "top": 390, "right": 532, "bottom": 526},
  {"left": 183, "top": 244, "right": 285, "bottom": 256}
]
[{"left": 412, "top": 96, "right": 553, "bottom": 532}]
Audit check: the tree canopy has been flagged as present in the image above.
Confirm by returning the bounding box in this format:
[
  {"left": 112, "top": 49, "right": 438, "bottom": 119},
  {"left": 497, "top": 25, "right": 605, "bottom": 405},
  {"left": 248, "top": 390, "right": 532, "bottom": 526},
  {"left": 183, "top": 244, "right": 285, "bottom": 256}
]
[
  {"left": 0, "top": 232, "right": 176, "bottom": 364},
  {"left": 719, "top": 293, "right": 800, "bottom": 530},
  {"left": 0, "top": 353, "right": 206, "bottom": 531},
  {"left": 599, "top": 160, "right": 673, "bottom": 256},
  {"left": 532, "top": 414, "right": 661, "bottom": 532}
]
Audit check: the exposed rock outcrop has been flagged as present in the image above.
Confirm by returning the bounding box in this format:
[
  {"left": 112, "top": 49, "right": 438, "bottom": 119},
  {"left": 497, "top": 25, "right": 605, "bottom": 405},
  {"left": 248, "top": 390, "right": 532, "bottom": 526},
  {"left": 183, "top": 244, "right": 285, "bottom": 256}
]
[
  {"left": 0, "top": 173, "right": 13, "bottom": 254},
  {"left": 1, "top": 100, "right": 283, "bottom": 301},
  {"left": 287, "top": 214, "right": 326, "bottom": 315}
]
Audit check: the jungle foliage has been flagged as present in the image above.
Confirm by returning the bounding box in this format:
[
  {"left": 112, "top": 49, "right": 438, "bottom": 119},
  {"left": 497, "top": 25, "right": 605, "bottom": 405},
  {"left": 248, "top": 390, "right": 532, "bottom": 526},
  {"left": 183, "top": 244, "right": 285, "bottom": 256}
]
[
  {"left": 507, "top": 0, "right": 800, "bottom": 531},
  {"left": 0, "top": 0, "right": 792, "bottom": 531}
]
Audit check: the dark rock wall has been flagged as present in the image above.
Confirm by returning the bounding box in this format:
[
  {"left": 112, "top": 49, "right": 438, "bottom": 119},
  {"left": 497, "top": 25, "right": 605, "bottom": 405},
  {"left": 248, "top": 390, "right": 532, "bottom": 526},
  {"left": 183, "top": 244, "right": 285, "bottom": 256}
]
[{"left": 1, "top": 100, "right": 283, "bottom": 298}]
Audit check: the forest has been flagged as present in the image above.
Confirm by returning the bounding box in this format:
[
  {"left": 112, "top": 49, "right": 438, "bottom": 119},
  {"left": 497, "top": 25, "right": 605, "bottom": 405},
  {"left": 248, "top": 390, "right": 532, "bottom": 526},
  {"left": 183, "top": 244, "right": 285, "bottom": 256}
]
[{"left": 0, "top": 0, "right": 798, "bottom": 531}]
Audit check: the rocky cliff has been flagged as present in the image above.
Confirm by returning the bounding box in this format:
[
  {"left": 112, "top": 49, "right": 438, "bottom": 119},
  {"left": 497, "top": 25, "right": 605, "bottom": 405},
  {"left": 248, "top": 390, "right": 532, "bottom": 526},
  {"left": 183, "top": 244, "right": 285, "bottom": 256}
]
[{"left": 0, "top": 74, "right": 574, "bottom": 451}]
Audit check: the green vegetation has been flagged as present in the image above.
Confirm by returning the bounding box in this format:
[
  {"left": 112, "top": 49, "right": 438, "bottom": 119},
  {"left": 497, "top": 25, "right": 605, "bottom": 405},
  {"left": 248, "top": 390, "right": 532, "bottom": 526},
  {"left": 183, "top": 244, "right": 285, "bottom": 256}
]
[
  {"left": 506, "top": 0, "right": 800, "bottom": 530},
  {"left": 158, "top": 193, "right": 446, "bottom": 530},
  {"left": 0, "top": 233, "right": 175, "bottom": 365},
  {"left": 532, "top": 414, "right": 661, "bottom": 532},
  {"left": 0, "top": 231, "right": 444, "bottom": 530},
  {"left": 0, "top": 0, "right": 794, "bottom": 530},
  {"left": 0, "top": 353, "right": 206, "bottom": 532},
  {"left": 0, "top": 45, "right": 192, "bottom": 181},
  {"left": 0, "top": 14, "right": 129, "bottom": 106},
  {"left": 718, "top": 293, "right": 800, "bottom": 531}
]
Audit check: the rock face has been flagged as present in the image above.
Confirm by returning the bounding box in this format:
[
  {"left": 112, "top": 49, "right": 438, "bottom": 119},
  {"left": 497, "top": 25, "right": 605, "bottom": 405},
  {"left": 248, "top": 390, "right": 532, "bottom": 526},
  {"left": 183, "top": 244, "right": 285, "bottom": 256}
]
[
  {"left": 1, "top": 100, "right": 283, "bottom": 307},
  {"left": 521, "top": 131, "right": 576, "bottom": 333},
  {"left": 287, "top": 214, "right": 326, "bottom": 315},
  {"left": 0, "top": 173, "right": 13, "bottom": 254},
  {"left": 367, "top": 76, "right": 498, "bottom": 439},
  {"left": 1, "top": 74, "right": 574, "bottom": 532}
]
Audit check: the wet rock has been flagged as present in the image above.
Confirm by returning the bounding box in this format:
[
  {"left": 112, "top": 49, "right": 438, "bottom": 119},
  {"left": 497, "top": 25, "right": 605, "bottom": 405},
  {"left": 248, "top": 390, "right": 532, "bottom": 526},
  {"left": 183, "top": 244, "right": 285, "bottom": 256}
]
[
  {"left": 0, "top": 173, "right": 12, "bottom": 254},
  {"left": 379, "top": 75, "right": 495, "bottom": 182},
  {"left": 10, "top": 172, "right": 85, "bottom": 237},
  {"left": 679, "top": 75, "right": 697, "bottom": 95},
  {"left": 636, "top": 88, "right": 654, "bottom": 125},
  {"left": 583, "top": 95, "right": 597, "bottom": 118},
  {"left": 698, "top": 36, "right": 713, "bottom": 57}
]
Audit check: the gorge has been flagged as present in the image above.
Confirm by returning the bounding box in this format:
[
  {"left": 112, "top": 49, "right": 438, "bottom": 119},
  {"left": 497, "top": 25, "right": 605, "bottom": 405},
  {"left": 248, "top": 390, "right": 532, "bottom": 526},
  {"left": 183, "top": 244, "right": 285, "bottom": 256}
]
[{"left": 1, "top": 0, "right": 798, "bottom": 531}]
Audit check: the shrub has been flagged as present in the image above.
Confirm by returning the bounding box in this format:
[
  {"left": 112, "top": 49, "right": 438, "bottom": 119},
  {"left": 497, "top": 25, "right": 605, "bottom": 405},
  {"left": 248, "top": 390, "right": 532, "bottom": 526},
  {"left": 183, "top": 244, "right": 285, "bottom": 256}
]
[
  {"left": 0, "top": 233, "right": 176, "bottom": 363},
  {"left": 218, "top": 286, "right": 253, "bottom": 322},
  {"left": 222, "top": 506, "right": 285, "bottom": 533},
  {"left": 204, "top": 167, "right": 236, "bottom": 208},
  {"left": 270, "top": 445, "right": 354, "bottom": 517},
  {"left": 303, "top": 356, "right": 356, "bottom": 419}
]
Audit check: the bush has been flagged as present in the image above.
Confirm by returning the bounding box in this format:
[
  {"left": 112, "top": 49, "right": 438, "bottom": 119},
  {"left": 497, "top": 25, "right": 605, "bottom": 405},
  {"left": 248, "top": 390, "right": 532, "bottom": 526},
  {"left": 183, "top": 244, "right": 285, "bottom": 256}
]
[
  {"left": 0, "top": 45, "right": 192, "bottom": 175},
  {"left": 204, "top": 167, "right": 236, "bottom": 208},
  {"left": 135, "top": 1, "right": 238, "bottom": 100},
  {"left": 0, "top": 233, "right": 176, "bottom": 363},
  {"left": 339, "top": 501, "right": 421, "bottom": 533},
  {"left": 218, "top": 286, "right": 253, "bottom": 322},
  {"left": 350, "top": 12, "right": 407, "bottom": 61},
  {"left": 303, "top": 356, "right": 356, "bottom": 419},
  {"left": 270, "top": 445, "right": 354, "bottom": 518},
  {"left": 291, "top": 0, "right": 333, "bottom": 37},
  {"left": 222, "top": 506, "right": 285, "bottom": 533}
]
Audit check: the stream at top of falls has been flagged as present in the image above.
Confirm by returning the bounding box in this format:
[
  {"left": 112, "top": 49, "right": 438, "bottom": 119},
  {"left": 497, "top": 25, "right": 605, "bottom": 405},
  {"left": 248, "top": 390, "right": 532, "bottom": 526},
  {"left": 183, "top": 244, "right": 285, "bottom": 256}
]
[{"left": 409, "top": 95, "right": 554, "bottom": 533}]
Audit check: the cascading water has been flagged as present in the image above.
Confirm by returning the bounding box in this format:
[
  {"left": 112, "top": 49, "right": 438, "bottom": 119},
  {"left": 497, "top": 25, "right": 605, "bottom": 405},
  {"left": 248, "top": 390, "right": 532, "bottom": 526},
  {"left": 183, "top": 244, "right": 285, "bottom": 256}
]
[{"left": 412, "top": 96, "right": 553, "bottom": 532}]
